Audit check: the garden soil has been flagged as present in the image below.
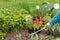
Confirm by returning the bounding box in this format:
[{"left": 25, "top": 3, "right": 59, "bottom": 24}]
[{"left": 4, "top": 29, "right": 60, "bottom": 40}]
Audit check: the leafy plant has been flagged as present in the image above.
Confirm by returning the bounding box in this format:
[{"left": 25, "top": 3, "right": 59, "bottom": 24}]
[
  {"left": 0, "top": 31, "right": 6, "bottom": 40},
  {"left": 0, "top": 8, "right": 33, "bottom": 39},
  {"left": 39, "top": 35, "right": 56, "bottom": 40},
  {"left": 40, "top": 35, "right": 45, "bottom": 40},
  {"left": 24, "top": 15, "right": 33, "bottom": 29},
  {"left": 33, "top": 21, "right": 43, "bottom": 30},
  {"left": 16, "top": 34, "right": 22, "bottom": 40},
  {"left": 46, "top": 35, "right": 56, "bottom": 40},
  {"left": 44, "top": 15, "right": 51, "bottom": 23},
  {"left": 31, "top": 34, "right": 39, "bottom": 40},
  {"left": 48, "top": 23, "right": 60, "bottom": 36}
]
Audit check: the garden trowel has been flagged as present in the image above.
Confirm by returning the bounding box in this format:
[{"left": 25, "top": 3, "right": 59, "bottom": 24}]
[{"left": 31, "top": 25, "right": 47, "bottom": 35}]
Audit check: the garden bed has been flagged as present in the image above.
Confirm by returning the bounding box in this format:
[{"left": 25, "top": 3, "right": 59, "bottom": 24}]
[
  {"left": 4, "top": 29, "right": 30, "bottom": 40},
  {"left": 4, "top": 29, "right": 60, "bottom": 40}
]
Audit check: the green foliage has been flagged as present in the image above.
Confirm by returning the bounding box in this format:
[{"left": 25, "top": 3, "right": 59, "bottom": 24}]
[
  {"left": 33, "top": 21, "right": 43, "bottom": 30},
  {"left": 31, "top": 34, "right": 39, "bottom": 40},
  {"left": 18, "top": 8, "right": 29, "bottom": 14},
  {"left": 3, "top": 0, "right": 10, "bottom": 2},
  {"left": 39, "top": 35, "right": 56, "bottom": 40},
  {"left": 44, "top": 15, "right": 51, "bottom": 23},
  {"left": 19, "top": 9, "right": 33, "bottom": 29},
  {"left": 46, "top": 35, "right": 56, "bottom": 40},
  {"left": 40, "top": 35, "right": 45, "bottom": 40},
  {"left": 48, "top": 23, "right": 60, "bottom": 36},
  {"left": 16, "top": 34, "right": 22, "bottom": 40},
  {"left": 25, "top": 15, "right": 33, "bottom": 29},
  {"left": 0, "top": 0, "right": 60, "bottom": 40},
  {"left": 0, "top": 8, "right": 33, "bottom": 40},
  {"left": 0, "top": 31, "right": 6, "bottom": 40}
]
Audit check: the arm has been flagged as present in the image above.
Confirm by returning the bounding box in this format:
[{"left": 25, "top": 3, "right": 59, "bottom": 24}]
[{"left": 49, "top": 10, "right": 60, "bottom": 25}]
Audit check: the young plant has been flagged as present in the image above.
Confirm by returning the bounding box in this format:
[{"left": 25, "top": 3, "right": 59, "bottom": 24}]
[
  {"left": 31, "top": 34, "right": 39, "bottom": 40},
  {"left": 16, "top": 34, "right": 22, "bottom": 40},
  {"left": 46, "top": 35, "right": 56, "bottom": 40},
  {"left": 39, "top": 35, "right": 45, "bottom": 40}
]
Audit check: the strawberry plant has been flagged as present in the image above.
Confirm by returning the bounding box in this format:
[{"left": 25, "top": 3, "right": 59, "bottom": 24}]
[
  {"left": 40, "top": 17, "right": 45, "bottom": 22},
  {"left": 33, "top": 21, "right": 43, "bottom": 30},
  {"left": 44, "top": 15, "right": 51, "bottom": 23},
  {"left": 33, "top": 14, "right": 43, "bottom": 30}
]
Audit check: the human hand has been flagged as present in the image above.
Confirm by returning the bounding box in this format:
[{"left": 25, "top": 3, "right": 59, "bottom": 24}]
[{"left": 45, "top": 22, "right": 51, "bottom": 28}]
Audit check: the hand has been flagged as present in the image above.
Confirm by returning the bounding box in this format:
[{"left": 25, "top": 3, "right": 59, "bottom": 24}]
[
  {"left": 45, "top": 22, "right": 51, "bottom": 28},
  {"left": 41, "top": 23, "right": 51, "bottom": 31},
  {"left": 40, "top": 23, "right": 51, "bottom": 31}
]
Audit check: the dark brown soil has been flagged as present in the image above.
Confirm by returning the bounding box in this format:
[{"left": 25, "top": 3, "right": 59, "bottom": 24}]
[
  {"left": 4, "top": 29, "right": 60, "bottom": 40},
  {"left": 4, "top": 29, "right": 31, "bottom": 40}
]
